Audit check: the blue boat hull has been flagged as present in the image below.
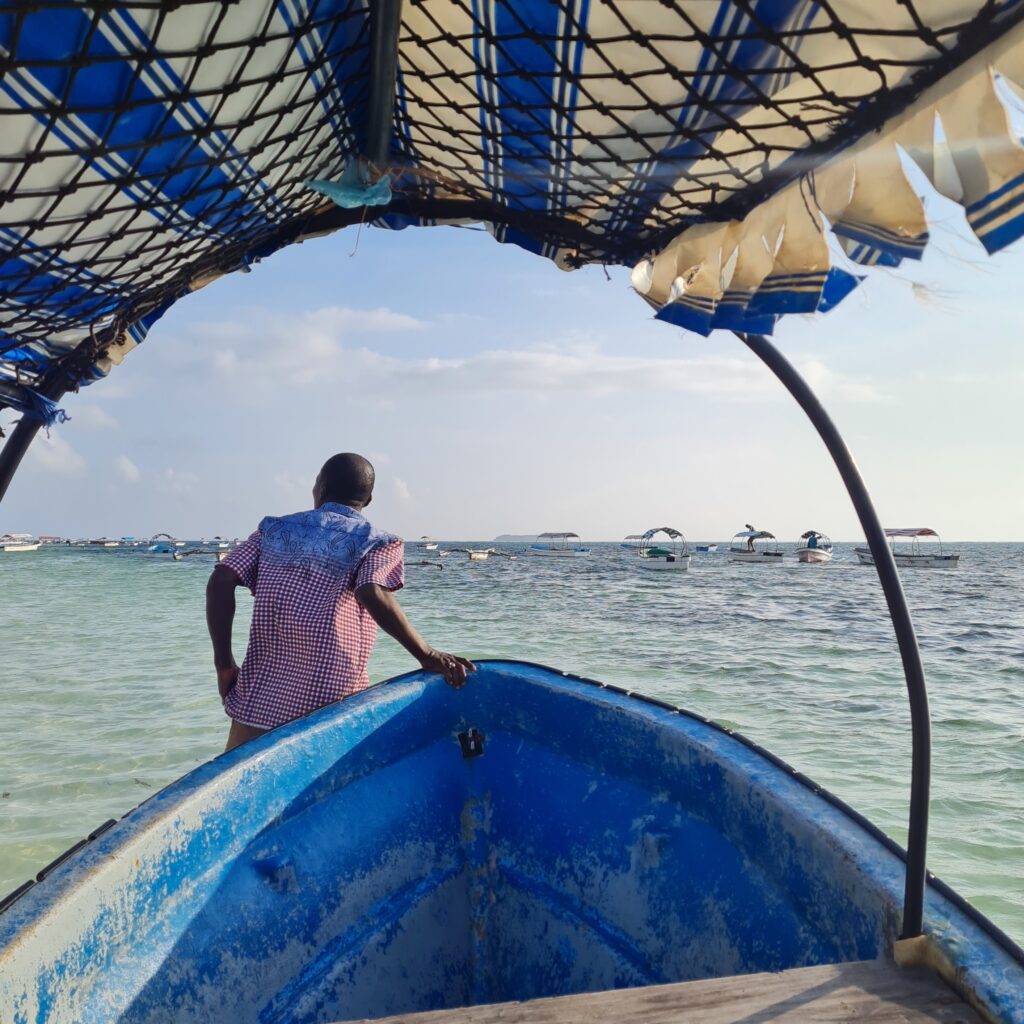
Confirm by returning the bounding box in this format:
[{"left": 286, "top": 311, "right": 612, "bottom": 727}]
[{"left": 1, "top": 661, "right": 1021, "bottom": 1022}]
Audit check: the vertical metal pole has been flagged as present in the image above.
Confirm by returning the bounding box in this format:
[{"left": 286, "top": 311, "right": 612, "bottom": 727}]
[
  {"left": 365, "top": 0, "right": 403, "bottom": 169},
  {"left": 0, "top": 386, "right": 67, "bottom": 504},
  {"left": 735, "top": 331, "right": 930, "bottom": 939}
]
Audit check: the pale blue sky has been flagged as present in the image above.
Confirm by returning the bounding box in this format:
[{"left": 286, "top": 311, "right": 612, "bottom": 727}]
[{"left": 2, "top": 199, "right": 1022, "bottom": 542}]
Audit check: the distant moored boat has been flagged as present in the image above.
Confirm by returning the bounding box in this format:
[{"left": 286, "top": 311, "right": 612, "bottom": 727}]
[
  {"left": 729, "top": 526, "right": 783, "bottom": 564},
  {"left": 856, "top": 529, "right": 960, "bottom": 569},
  {"left": 636, "top": 527, "right": 691, "bottom": 571},
  {"left": 0, "top": 533, "right": 39, "bottom": 552},
  {"left": 530, "top": 532, "right": 590, "bottom": 557},
  {"left": 796, "top": 530, "right": 833, "bottom": 563}
]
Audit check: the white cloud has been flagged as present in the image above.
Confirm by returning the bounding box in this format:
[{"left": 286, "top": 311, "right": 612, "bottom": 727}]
[
  {"left": 114, "top": 455, "right": 141, "bottom": 483},
  {"left": 303, "top": 306, "right": 425, "bottom": 334},
  {"left": 791, "top": 358, "right": 884, "bottom": 403},
  {"left": 343, "top": 346, "right": 881, "bottom": 402},
  {"left": 393, "top": 476, "right": 412, "bottom": 503},
  {"left": 71, "top": 404, "right": 118, "bottom": 430},
  {"left": 166, "top": 305, "right": 427, "bottom": 388},
  {"left": 153, "top": 306, "right": 880, "bottom": 404},
  {"left": 157, "top": 468, "right": 198, "bottom": 496},
  {"left": 273, "top": 472, "right": 310, "bottom": 501},
  {"left": 28, "top": 433, "right": 86, "bottom": 477}
]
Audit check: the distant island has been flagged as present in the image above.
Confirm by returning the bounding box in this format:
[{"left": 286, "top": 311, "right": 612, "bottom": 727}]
[{"left": 493, "top": 534, "right": 537, "bottom": 543}]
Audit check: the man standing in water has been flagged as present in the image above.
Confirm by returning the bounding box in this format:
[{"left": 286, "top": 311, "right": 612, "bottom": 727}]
[{"left": 207, "top": 452, "right": 475, "bottom": 750}]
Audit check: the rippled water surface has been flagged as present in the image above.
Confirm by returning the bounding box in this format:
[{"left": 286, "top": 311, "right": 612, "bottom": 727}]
[{"left": 1, "top": 542, "right": 1022, "bottom": 940}]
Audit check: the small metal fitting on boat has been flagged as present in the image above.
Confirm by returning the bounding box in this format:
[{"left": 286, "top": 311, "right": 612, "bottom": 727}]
[{"left": 458, "top": 728, "right": 485, "bottom": 759}]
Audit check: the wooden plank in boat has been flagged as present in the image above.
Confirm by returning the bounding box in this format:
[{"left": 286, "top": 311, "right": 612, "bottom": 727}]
[{"left": 354, "top": 960, "right": 980, "bottom": 1024}]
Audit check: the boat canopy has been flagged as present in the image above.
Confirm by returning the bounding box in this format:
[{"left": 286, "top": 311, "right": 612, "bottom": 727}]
[
  {"left": 4, "top": 3, "right": 1024, "bottom": 421},
  {"left": 800, "top": 530, "right": 827, "bottom": 540},
  {"left": 537, "top": 532, "right": 580, "bottom": 540},
  {"left": 733, "top": 529, "right": 775, "bottom": 541},
  {"left": 639, "top": 526, "right": 688, "bottom": 555},
  {"left": 641, "top": 527, "right": 685, "bottom": 543},
  {"left": 885, "top": 528, "right": 940, "bottom": 538}
]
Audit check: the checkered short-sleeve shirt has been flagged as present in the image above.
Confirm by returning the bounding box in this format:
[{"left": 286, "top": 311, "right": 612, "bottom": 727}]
[{"left": 219, "top": 524, "right": 404, "bottom": 730}]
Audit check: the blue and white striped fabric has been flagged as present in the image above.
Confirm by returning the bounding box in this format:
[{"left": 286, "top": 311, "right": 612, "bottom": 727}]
[{"left": 3, "top": 0, "right": 1024, "bottom": 411}]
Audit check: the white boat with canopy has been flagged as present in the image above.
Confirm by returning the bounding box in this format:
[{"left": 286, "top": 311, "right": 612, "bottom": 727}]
[
  {"left": 637, "top": 528, "right": 691, "bottom": 571},
  {"left": 529, "top": 533, "right": 590, "bottom": 557},
  {"left": 856, "top": 529, "right": 960, "bottom": 569},
  {"left": 417, "top": 536, "right": 439, "bottom": 552},
  {"left": 465, "top": 548, "right": 493, "bottom": 562},
  {"left": 0, "top": 533, "right": 39, "bottom": 552},
  {"left": 796, "top": 530, "right": 834, "bottom": 563},
  {"left": 729, "top": 526, "right": 783, "bottom": 564},
  {"left": 440, "top": 548, "right": 517, "bottom": 562},
  {"left": 1, "top": 4, "right": 1023, "bottom": 1021}
]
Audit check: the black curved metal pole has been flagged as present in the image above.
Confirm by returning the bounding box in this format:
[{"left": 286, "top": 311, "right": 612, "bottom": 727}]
[
  {"left": 735, "top": 331, "right": 930, "bottom": 940},
  {"left": 0, "top": 393, "right": 64, "bottom": 504}
]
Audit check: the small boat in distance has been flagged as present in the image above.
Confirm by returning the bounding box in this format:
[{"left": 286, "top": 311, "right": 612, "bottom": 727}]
[
  {"left": 729, "top": 525, "right": 783, "bottom": 564},
  {"left": 694, "top": 543, "right": 718, "bottom": 553},
  {"left": 620, "top": 534, "right": 642, "bottom": 549},
  {"left": 417, "top": 536, "right": 439, "bottom": 551},
  {"left": 796, "top": 530, "right": 833, "bottom": 563},
  {"left": 0, "top": 533, "right": 39, "bottom": 552},
  {"left": 637, "top": 527, "right": 691, "bottom": 571},
  {"left": 856, "top": 529, "right": 960, "bottom": 569},
  {"left": 89, "top": 538, "right": 119, "bottom": 548},
  {"left": 440, "top": 548, "right": 496, "bottom": 561},
  {"left": 530, "top": 532, "right": 590, "bottom": 557}
]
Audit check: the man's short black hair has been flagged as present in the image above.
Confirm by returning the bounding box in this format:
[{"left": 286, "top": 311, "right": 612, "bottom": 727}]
[{"left": 318, "top": 453, "right": 375, "bottom": 506}]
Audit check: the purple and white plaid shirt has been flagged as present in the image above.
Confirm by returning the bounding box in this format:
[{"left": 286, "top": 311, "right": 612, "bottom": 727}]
[{"left": 218, "top": 503, "right": 404, "bottom": 729}]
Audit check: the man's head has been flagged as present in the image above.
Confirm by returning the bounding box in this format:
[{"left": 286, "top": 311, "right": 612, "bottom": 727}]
[{"left": 313, "top": 453, "right": 375, "bottom": 510}]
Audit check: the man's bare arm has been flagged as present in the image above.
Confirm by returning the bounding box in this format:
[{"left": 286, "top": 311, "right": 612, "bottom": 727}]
[
  {"left": 356, "top": 583, "right": 476, "bottom": 689},
  {"left": 206, "top": 565, "right": 241, "bottom": 701}
]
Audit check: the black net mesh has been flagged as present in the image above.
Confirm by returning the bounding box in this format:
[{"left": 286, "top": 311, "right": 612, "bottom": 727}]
[{"left": 0, "top": 0, "right": 1020, "bottom": 404}]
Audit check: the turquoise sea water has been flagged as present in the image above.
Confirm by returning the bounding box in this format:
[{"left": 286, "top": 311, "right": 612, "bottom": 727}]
[{"left": 1, "top": 542, "right": 1022, "bottom": 941}]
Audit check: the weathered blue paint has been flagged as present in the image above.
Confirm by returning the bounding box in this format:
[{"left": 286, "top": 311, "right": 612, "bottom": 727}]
[{"left": 0, "top": 661, "right": 1021, "bottom": 1023}]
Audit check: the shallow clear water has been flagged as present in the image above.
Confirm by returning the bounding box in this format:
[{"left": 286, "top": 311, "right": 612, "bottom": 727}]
[{"left": 1, "top": 542, "right": 1022, "bottom": 941}]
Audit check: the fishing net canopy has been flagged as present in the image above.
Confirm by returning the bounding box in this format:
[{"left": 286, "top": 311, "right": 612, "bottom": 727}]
[{"left": 3, "top": 0, "right": 1024, "bottom": 421}]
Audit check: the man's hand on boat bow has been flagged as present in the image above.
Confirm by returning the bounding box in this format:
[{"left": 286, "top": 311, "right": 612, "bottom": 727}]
[{"left": 417, "top": 648, "right": 477, "bottom": 690}]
